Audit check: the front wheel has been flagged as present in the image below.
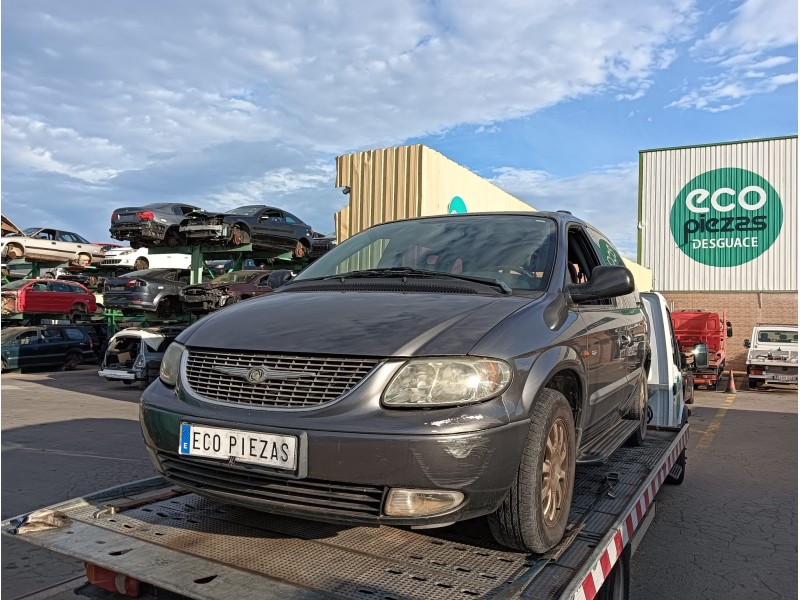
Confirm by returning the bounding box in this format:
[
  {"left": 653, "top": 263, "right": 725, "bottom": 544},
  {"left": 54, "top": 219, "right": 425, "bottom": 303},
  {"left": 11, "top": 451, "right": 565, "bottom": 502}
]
[
  {"left": 488, "top": 388, "right": 576, "bottom": 553},
  {"left": 62, "top": 352, "right": 81, "bottom": 371},
  {"left": 76, "top": 253, "right": 92, "bottom": 267},
  {"left": 134, "top": 257, "right": 149, "bottom": 271}
]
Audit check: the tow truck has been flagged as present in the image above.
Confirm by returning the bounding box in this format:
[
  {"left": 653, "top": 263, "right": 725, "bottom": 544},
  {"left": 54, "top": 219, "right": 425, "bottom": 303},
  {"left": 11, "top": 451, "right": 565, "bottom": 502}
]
[{"left": 2, "top": 293, "right": 689, "bottom": 600}]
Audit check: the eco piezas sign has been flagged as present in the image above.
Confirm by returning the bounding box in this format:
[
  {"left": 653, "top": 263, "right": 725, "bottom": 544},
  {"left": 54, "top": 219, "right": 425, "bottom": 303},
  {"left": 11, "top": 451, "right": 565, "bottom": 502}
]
[{"left": 669, "top": 168, "right": 783, "bottom": 267}]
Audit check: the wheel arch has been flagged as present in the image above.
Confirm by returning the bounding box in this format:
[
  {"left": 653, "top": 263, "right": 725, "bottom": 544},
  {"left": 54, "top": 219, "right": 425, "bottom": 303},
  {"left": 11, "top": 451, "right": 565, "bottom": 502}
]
[{"left": 520, "top": 346, "right": 585, "bottom": 425}]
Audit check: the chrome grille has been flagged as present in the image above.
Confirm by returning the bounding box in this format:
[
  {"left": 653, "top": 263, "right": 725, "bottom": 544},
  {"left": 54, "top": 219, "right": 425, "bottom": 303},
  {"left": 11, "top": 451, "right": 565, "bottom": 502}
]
[{"left": 185, "top": 349, "right": 380, "bottom": 408}]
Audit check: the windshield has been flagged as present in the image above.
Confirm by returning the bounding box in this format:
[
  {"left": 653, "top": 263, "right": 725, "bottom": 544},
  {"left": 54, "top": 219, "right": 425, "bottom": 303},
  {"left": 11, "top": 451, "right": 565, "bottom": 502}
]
[
  {"left": 22, "top": 228, "right": 41, "bottom": 236},
  {"left": 755, "top": 329, "right": 798, "bottom": 344},
  {"left": 294, "top": 214, "right": 558, "bottom": 291},
  {"left": 225, "top": 205, "right": 265, "bottom": 216},
  {"left": 211, "top": 272, "right": 260, "bottom": 284}
]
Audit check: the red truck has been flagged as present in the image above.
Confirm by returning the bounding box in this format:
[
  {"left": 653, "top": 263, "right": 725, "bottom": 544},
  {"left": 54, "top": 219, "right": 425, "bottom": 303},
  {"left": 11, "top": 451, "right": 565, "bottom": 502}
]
[{"left": 671, "top": 309, "right": 733, "bottom": 390}]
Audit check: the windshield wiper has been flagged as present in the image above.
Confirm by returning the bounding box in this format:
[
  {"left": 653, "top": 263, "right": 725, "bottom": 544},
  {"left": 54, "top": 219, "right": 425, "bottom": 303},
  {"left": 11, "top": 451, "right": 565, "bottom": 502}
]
[{"left": 320, "top": 267, "right": 512, "bottom": 295}]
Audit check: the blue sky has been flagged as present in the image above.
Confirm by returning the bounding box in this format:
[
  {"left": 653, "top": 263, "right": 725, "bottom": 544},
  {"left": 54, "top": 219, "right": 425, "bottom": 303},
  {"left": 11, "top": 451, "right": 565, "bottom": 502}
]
[{"left": 2, "top": 0, "right": 797, "bottom": 258}]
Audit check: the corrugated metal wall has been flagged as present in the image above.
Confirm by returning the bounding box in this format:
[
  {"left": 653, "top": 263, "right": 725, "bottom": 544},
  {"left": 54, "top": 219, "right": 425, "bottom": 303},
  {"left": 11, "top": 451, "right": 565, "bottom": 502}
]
[
  {"left": 335, "top": 145, "right": 423, "bottom": 243},
  {"left": 639, "top": 137, "right": 797, "bottom": 292}
]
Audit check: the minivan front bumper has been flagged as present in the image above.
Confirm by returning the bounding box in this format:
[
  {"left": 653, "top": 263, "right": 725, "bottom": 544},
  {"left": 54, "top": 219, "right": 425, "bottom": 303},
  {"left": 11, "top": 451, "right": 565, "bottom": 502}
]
[{"left": 139, "top": 379, "right": 530, "bottom": 527}]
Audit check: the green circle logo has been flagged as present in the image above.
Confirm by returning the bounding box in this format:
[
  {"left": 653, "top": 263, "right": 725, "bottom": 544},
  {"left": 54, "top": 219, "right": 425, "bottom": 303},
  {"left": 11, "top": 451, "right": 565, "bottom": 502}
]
[
  {"left": 448, "top": 196, "right": 467, "bottom": 214},
  {"left": 669, "top": 168, "right": 783, "bottom": 267}
]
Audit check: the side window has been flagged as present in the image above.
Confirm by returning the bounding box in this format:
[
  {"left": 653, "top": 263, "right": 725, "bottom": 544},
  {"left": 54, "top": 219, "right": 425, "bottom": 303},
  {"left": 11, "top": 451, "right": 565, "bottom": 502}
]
[
  {"left": 566, "top": 227, "right": 610, "bottom": 305},
  {"left": 586, "top": 226, "right": 638, "bottom": 309},
  {"left": 161, "top": 272, "right": 177, "bottom": 281},
  {"left": 586, "top": 227, "right": 624, "bottom": 267},
  {"left": 64, "top": 328, "right": 86, "bottom": 341},
  {"left": 50, "top": 282, "right": 71, "bottom": 293},
  {"left": 260, "top": 209, "right": 284, "bottom": 222},
  {"left": 17, "top": 330, "right": 40, "bottom": 345},
  {"left": 42, "top": 329, "right": 64, "bottom": 342}
]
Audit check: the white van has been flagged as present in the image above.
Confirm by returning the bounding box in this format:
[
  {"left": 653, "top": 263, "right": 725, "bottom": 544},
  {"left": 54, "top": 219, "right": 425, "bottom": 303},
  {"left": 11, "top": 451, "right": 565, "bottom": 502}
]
[{"left": 100, "top": 247, "right": 191, "bottom": 271}]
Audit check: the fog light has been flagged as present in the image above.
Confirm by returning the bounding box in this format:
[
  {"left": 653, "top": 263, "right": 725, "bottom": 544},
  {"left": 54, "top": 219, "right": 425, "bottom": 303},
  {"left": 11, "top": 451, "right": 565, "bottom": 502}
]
[{"left": 384, "top": 489, "right": 465, "bottom": 517}]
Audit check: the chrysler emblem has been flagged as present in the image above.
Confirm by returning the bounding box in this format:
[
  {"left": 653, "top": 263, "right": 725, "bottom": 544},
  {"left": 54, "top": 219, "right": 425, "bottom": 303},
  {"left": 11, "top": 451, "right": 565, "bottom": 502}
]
[{"left": 212, "top": 365, "right": 311, "bottom": 382}]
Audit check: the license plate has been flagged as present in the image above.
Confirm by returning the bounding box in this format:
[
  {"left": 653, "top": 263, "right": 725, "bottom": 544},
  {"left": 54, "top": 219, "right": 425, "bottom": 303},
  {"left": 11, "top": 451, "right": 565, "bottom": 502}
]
[
  {"left": 179, "top": 423, "right": 297, "bottom": 470},
  {"left": 774, "top": 375, "right": 796, "bottom": 381}
]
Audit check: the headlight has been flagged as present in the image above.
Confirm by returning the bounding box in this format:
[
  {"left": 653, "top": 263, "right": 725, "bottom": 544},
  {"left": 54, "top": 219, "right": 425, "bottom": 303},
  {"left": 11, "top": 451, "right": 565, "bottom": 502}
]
[
  {"left": 382, "top": 357, "right": 511, "bottom": 407},
  {"left": 159, "top": 342, "right": 185, "bottom": 387},
  {"left": 120, "top": 249, "right": 134, "bottom": 255}
]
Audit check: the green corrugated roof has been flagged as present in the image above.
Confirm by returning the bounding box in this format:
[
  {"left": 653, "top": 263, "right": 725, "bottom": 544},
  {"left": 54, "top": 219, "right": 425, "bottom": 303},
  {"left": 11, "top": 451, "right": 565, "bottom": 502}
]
[{"left": 640, "top": 135, "right": 797, "bottom": 154}]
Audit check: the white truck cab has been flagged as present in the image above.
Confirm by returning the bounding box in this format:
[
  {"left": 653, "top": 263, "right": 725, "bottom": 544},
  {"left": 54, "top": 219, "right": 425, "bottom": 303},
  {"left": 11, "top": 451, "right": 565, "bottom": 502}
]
[{"left": 744, "top": 325, "right": 798, "bottom": 388}]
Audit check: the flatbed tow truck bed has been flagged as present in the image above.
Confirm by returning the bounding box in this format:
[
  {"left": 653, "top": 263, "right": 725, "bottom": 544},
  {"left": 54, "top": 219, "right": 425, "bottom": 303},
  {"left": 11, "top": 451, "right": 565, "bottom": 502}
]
[{"left": 2, "top": 426, "right": 687, "bottom": 600}]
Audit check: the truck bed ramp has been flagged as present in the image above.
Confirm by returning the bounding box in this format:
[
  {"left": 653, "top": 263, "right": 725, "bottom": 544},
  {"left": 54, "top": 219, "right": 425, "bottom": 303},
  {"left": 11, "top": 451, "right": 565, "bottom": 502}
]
[{"left": 3, "top": 427, "right": 687, "bottom": 600}]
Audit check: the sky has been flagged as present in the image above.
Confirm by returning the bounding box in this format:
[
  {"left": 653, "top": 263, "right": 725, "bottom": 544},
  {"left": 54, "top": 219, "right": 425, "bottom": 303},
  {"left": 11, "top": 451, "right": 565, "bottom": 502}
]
[{"left": 2, "top": 0, "right": 797, "bottom": 259}]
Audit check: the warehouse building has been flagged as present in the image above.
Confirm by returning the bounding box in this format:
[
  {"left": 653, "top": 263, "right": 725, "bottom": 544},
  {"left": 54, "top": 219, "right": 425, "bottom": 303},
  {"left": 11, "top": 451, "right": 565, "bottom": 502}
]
[{"left": 638, "top": 136, "right": 797, "bottom": 370}]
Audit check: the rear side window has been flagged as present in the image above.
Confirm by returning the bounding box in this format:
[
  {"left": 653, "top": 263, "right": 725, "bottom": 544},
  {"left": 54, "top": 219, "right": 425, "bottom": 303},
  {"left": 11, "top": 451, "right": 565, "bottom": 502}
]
[
  {"left": 50, "top": 282, "right": 72, "bottom": 293},
  {"left": 42, "top": 329, "right": 64, "bottom": 341},
  {"left": 64, "top": 328, "right": 86, "bottom": 341}
]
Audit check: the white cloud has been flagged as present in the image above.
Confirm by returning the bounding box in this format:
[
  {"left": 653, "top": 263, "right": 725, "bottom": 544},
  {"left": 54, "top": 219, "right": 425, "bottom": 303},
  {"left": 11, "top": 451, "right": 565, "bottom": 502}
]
[
  {"left": 671, "top": 0, "right": 797, "bottom": 111},
  {"left": 489, "top": 164, "right": 641, "bottom": 258}
]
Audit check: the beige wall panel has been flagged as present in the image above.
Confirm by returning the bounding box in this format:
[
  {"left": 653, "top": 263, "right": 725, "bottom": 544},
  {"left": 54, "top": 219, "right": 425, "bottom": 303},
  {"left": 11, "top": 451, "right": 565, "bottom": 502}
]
[
  {"left": 419, "top": 146, "right": 535, "bottom": 215},
  {"left": 335, "top": 145, "right": 423, "bottom": 242},
  {"left": 622, "top": 257, "right": 653, "bottom": 292}
]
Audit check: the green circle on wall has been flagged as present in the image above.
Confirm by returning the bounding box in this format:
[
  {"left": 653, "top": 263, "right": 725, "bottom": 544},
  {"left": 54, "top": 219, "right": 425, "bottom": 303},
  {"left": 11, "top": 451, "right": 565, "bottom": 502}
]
[
  {"left": 448, "top": 196, "right": 468, "bottom": 214},
  {"left": 669, "top": 168, "right": 783, "bottom": 267}
]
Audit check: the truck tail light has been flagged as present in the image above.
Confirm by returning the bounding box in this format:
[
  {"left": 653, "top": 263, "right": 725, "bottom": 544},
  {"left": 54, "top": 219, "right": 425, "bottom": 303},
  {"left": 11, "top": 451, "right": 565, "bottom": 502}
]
[
  {"left": 111, "top": 213, "right": 119, "bottom": 221},
  {"left": 750, "top": 369, "right": 764, "bottom": 375},
  {"left": 136, "top": 211, "right": 155, "bottom": 220}
]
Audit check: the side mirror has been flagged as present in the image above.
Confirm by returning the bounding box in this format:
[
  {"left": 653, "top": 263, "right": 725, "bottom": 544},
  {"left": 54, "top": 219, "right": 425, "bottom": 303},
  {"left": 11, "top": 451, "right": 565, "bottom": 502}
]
[
  {"left": 726, "top": 321, "right": 733, "bottom": 338},
  {"left": 693, "top": 343, "right": 709, "bottom": 370},
  {"left": 568, "top": 265, "right": 634, "bottom": 303},
  {"left": 743, "top": 339, "right": 751, "bottom": 348}
]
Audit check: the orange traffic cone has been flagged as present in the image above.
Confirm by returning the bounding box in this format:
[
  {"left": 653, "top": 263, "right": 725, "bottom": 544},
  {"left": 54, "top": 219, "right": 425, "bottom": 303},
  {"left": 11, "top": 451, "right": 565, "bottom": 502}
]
[{"left": 725, "top": 370, "right": 737, "bottom": 393}]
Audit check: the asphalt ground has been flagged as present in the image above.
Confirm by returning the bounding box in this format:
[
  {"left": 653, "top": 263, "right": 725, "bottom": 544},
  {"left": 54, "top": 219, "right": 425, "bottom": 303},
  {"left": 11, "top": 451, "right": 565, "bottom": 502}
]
[{"left": 1, "top": 367, "right": 797, "bottom": 599}]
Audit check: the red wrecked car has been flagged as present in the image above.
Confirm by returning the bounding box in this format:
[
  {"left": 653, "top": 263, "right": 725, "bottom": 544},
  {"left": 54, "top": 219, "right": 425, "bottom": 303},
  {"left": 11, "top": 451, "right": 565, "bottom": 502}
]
[{"left": 1, "top": 278, "right": 97, "bottom": 315}]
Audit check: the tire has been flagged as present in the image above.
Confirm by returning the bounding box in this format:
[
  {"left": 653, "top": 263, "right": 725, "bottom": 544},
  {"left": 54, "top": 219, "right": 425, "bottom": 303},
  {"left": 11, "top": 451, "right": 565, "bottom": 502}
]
[
  {"left": 625, "top": 376, "right": 648, "bottom": 446},
  {"left": 131, "top": 241, "right": 142, "bottom": 250},
  {"left": 596, "top": 546, "right": 630, "bottom": 600},
  {"left": 71, "top": 303, "right": 88, "bottom": 316},
  {"left": 77, "top": 253, "right": 92, "bottom": 267},
  {"left": 134, "top": 257, "right": 149, "bottom": 271},
  {"left": 488, "top": 388, "right": 576, "bottom": 553},
  {"left": 293, "top": 240, "right": 309, "bottom": 258},
  {"left": 62, "top": 352, "right": 81, "bottom": 371},
  {"left": 42, "top": 271, "right": 56, "bottom": 279},
  {"left": 6, "top": 243, "right": 24, "bottom": 260},
  {"left": 223, "top": 296, "right": 239, "bottom": 307},
  {"left": 156, "top": 297, "right": 174, "bottom": 318},
  {"left": 165, "top": 228, "right": 183, "bottom": 248},
  {"left": 230, "top": 225, "right": 250, "bottom": 246},
  {"left": 122, "top": 380, "right": 134, "bottom": 386}
]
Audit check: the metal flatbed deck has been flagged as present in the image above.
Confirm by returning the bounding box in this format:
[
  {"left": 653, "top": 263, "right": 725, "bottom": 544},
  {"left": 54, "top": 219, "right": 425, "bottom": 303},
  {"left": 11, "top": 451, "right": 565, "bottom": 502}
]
[{"left": 2, "top": 426, "right": 687, "bottom": 599}]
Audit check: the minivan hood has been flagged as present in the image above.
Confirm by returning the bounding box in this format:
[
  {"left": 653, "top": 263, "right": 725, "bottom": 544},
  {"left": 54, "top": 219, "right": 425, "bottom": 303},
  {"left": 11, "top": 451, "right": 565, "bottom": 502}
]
[{"left": 181, "top": 291, "right": 535, "bottom": 356}]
